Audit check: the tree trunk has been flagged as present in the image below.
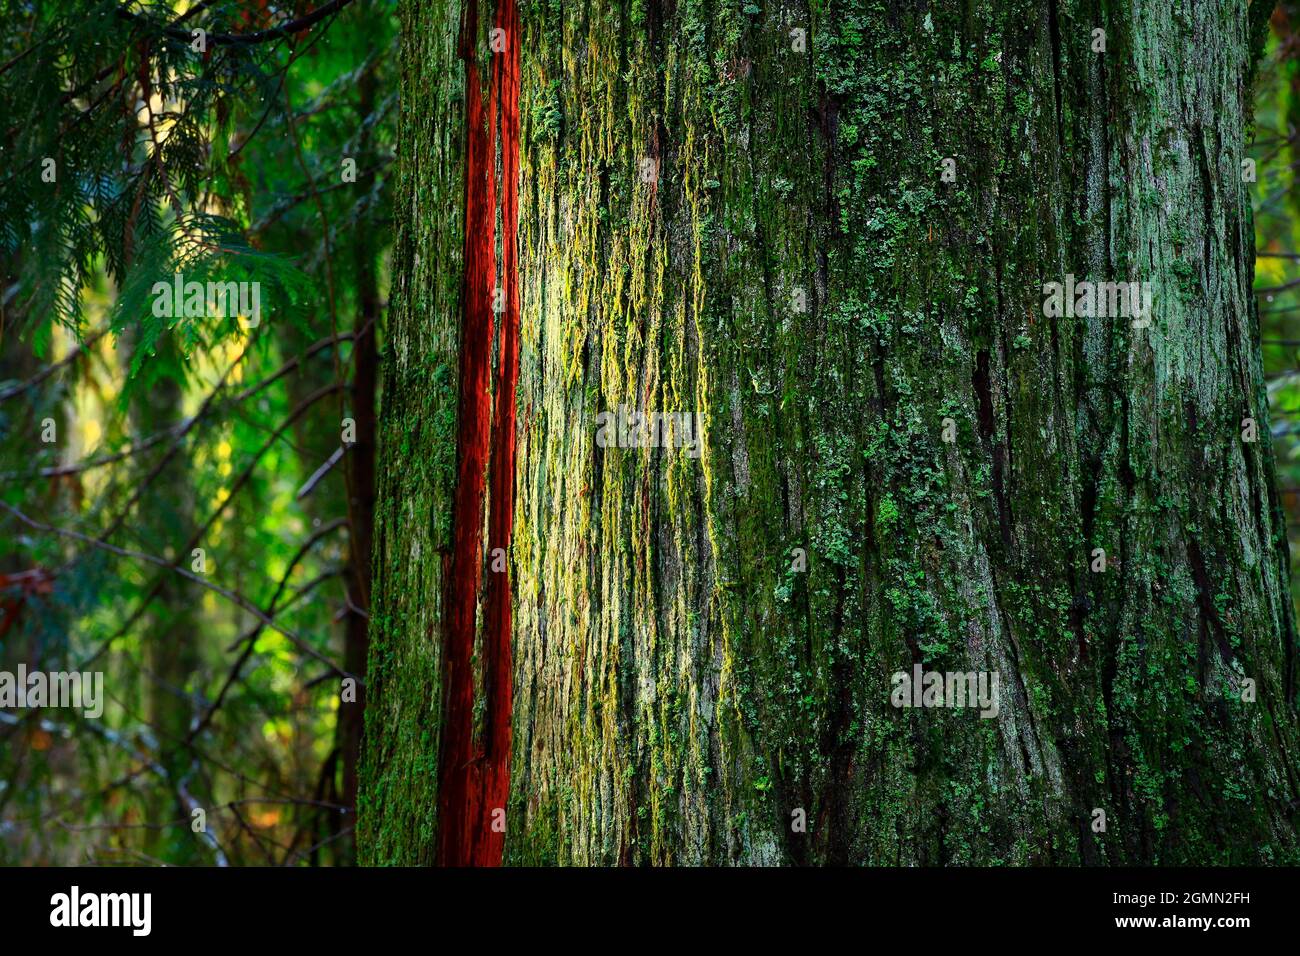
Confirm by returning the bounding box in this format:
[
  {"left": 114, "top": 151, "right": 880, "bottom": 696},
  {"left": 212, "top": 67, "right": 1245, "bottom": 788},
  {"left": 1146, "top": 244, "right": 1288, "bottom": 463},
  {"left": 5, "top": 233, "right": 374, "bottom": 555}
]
[
  {"left": 361, "top": 0, "right": 1300, "bottom": 865},
  {"left": 332, "top": 52, "right": 381, "bottom": 866},
  {"left": 129, "top": 338, "right": 203, "bottom": 865}
]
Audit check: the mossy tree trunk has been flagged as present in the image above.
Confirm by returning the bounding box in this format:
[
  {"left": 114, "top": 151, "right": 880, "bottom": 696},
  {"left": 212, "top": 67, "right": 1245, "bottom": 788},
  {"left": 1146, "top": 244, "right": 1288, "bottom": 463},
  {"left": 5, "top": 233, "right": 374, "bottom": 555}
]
[{"left": 362, "top": 0, "right": 1300, "bottom": 865}]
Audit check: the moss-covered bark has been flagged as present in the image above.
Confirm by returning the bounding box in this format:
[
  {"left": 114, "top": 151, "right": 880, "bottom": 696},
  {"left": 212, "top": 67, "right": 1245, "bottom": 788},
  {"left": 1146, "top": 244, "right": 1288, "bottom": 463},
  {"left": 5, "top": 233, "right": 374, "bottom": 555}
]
[
  {"left": 358, "top": 0, "right": 468, "bottom": 865},
  {"left": 363, "top": 0, "right": 1300, "bottom": 865}
]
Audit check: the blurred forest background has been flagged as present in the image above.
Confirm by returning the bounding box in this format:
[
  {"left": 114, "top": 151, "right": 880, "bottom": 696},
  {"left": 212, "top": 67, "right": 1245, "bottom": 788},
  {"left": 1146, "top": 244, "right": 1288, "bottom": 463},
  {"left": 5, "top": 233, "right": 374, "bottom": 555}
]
[
  {"left": 1, "top": 0, "right": 393, "bottom": 865},
  {"left": 0, "top": 0, "right": 1297, "bottom": 866}
]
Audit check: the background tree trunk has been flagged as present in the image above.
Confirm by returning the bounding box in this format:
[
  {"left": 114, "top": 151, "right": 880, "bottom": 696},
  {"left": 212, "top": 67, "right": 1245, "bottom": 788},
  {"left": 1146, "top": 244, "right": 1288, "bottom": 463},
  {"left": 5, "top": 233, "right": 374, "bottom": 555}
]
[
  {"left": 362, "top": 0, "right": 1300, "bottom": 865},
  {"left": 331, "top": 50, "right": 381, "bottom": 865},
  {"left": 129, "top": 338, "right": 202, "bottom": 865}
]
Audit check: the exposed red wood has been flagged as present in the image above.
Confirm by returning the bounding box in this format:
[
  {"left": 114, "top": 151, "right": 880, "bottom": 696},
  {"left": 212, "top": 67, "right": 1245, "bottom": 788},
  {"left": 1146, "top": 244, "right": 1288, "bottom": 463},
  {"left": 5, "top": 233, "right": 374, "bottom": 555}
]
[
  {"left": 480, "top": 0, "right": 520, "bottom": 869},
  {"left": 438, "top": 0, "right": 520, "bottom": 868}
]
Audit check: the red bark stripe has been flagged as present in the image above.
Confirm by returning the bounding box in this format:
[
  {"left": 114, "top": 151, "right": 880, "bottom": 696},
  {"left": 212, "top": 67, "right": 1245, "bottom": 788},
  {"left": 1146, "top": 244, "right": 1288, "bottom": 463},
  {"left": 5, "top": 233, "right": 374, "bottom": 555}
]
[
  {"left": 481, "top": 0, "right": 520, "bottom": 869},
  {"left": 438, "top": 0, "right": 519, "bottom": 868}
]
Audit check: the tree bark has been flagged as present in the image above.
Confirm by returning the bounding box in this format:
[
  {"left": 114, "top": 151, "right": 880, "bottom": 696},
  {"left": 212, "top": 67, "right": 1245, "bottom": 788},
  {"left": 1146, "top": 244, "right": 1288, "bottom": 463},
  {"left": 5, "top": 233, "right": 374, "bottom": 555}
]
[
  {"left": 362, "top": 0, "right": 1300, "bottom": 865},
  {"left": 129, "top": 338, "right": 203, "bottom": 865}
]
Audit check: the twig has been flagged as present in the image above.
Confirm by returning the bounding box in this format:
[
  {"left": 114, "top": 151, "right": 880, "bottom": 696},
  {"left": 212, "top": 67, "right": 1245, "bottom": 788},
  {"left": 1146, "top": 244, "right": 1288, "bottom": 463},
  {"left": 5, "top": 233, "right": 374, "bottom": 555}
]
[
  {"left": 114, "top": 0, "right": 357, "bottom": 47},
  {"left": 296, "top": 446, "right": 346, "bottom": 500},
  {"left": 0, "top": 327, "right": 108, "bottom": 402}
]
